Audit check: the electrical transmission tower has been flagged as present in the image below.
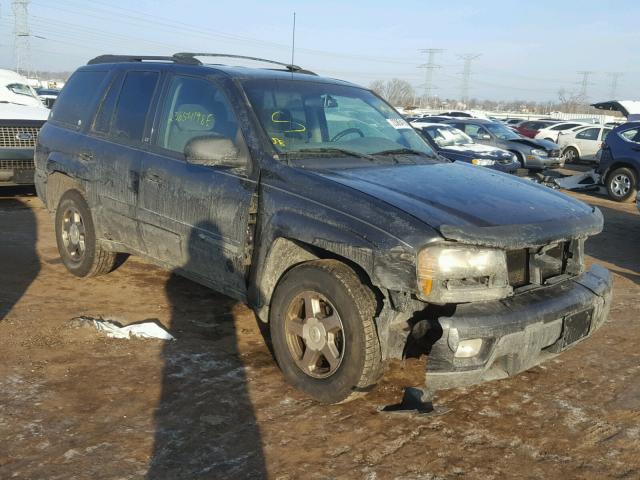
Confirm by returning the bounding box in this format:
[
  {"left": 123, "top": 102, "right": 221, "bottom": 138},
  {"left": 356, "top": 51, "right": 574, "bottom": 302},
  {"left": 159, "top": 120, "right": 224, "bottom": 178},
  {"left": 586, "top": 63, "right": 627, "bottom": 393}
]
[
  {"left": 577, "top": 71, "right": 595, "bottom": 103},
  {"left": 418, "top": 48, "right": 444, "bottom": 108},
  {"left": 12, "top": 0, "right": 31, "bottom": 76},
  {"left": 458, "top": 53, "right": 481, "bottom": 105},
  {"left": 607, "top": 72, "right": 623, "bottom": 99}
]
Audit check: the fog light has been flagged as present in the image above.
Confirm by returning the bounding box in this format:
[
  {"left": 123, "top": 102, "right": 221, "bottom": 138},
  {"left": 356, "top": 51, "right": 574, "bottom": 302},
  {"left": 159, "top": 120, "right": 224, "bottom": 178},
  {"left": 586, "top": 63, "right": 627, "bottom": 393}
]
[{"left": 455, "top": 338, "right": 483, "bottom": 358}]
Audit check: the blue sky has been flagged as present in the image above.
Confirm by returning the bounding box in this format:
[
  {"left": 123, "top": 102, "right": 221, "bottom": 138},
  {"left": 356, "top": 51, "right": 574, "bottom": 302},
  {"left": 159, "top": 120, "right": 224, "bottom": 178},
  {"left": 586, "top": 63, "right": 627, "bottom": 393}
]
[{"left": 0, "top": 0, "right": 638, "bottom": 102}]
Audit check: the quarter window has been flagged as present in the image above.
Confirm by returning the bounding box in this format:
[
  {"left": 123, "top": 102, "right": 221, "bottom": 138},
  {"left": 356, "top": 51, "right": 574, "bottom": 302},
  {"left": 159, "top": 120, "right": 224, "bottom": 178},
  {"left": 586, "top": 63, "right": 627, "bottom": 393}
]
[
  {"left": 50, "top": 70, "right": 108, "bottom": 128},
  {"left": 111, "top": 71, "right": 159, "bottom": 142},
  {"left": 92, "top": 74, "right": 122, "bottom": 134},
  {"left": 620, "top": 128, "right": 640, "bottom": 143},
  {"left": 156, "top": 75, "right": 240, "bottom": 155}
]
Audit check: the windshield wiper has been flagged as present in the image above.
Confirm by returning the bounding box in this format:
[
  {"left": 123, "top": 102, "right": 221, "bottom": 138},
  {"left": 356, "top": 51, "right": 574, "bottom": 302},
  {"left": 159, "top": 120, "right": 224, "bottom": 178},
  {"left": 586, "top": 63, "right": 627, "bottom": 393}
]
[
  {"left": 285, "top": 148, "right": 377, "bottom": 162},
  {"left": 373, "top": 147, "right": 435, "bottom": 157}
]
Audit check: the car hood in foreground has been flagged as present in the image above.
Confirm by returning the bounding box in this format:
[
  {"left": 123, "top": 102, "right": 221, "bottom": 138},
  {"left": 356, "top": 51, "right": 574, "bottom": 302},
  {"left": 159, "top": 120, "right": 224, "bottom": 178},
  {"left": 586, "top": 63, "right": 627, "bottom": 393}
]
[{"left": 315, "top": 162, "right": 602, "bottom": 248}]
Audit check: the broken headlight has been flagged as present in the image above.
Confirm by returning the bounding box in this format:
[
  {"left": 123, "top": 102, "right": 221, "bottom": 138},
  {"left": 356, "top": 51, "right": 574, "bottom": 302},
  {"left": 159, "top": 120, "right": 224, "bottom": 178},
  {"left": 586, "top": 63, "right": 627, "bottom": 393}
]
[{"left": 417, "top": 244, "right": 512, "bottom": 303}]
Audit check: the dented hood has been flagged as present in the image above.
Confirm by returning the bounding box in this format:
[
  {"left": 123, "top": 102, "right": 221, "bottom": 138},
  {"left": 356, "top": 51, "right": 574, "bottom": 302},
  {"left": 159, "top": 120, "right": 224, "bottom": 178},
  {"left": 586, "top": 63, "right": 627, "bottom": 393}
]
[{"left": 316, "top": 162, "right": 602, "bottom": 248}]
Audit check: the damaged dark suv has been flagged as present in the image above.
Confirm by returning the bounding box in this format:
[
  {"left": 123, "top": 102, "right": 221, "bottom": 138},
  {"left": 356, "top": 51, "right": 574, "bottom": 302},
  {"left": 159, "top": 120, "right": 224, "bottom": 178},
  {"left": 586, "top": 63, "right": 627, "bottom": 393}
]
[{"left": 34, "top": 54, "right": 612, "bottom": 404}]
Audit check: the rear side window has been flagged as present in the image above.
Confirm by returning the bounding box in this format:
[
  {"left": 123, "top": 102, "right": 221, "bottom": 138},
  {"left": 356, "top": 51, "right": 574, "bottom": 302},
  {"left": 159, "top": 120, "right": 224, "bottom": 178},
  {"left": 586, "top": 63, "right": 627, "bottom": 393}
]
[
  {"left": 50, "top": 70, "right": 108, "bottom": 128},
  {"left": 576, "top": 128, "right": 599, "bottom": 140},
  {"left": 111, "top": 71, "right": 159, "bottom": 143},
  {"left": 92, "top": 74, "right": 122, "bottom": 135}
]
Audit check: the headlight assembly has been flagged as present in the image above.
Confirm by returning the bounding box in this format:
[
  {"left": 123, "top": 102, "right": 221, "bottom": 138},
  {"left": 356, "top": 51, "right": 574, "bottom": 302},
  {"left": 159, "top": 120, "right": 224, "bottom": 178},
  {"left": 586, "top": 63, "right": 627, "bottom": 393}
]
[
  {"left": 417, "top": 244, "right": 512, "bottom": 303},
  {"left": 530, "top": 148, "right": 548, "bottom": 157},
  {"left": 471, "top": 158, "right": 496, "bottom": 166}
]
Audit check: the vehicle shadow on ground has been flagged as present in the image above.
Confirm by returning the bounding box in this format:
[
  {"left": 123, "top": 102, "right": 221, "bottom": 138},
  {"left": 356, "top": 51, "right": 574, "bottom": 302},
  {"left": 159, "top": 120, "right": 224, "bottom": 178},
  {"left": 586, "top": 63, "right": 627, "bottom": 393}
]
[
  {"left": 0, "top": 187, "right": 40, "bottom": 321},
  {"left": 146, "top": 222, "right": 266, "bottom": 480},
  {"left": 586, "top": 203, "right": 640, "bottom": 285}
]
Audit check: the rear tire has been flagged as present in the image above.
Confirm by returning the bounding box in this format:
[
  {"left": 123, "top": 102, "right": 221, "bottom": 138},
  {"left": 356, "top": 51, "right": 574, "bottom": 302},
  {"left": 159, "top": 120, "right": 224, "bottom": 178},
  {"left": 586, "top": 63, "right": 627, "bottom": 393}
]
[
  {"left": 269, "top": 260, "right": 383, "bottom": 404},
  {"left": 606, "top": 167, "right": 637, "bottom": 202},
  {"left": 55, "top": 190, "right": 123, "bottom": 277},
  {"left": 563, "top": 146, "right": 579, "bottom": 163}
]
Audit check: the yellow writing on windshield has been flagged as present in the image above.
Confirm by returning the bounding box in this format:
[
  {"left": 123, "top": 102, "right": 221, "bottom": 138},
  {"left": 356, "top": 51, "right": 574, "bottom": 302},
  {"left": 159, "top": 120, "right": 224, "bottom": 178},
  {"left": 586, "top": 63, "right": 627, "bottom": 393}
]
[
  {"left": 271, "top": 111, "right": 306, "bottom": 133},
  {"left": 271, "top": 137, "right": 286, "bottom": 147}
]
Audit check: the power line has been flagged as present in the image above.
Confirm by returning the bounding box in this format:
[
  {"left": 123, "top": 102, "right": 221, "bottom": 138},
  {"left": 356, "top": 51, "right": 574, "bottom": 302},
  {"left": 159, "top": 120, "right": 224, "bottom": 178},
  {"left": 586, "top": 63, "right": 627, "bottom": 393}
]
[
  {"left": 417, "top": 48, "right": 444, "bottom": 107},
  {"left": 458, "top": 53, "right": 481, "bottom": 104},
  {"left": 607, "top": 72, "right": 623, "bottom": 99}
]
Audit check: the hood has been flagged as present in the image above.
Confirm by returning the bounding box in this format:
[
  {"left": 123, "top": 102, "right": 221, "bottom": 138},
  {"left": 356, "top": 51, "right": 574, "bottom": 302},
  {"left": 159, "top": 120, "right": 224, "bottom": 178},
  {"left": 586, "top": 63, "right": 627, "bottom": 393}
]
[
  {"left": 442, "top": 143, "right": 512, "bottom": 158},
  {"left": 0, "top": 103, "right": 50, "bottom": 121},
  {"left": 314, "top": 162, "right": 602, "bottom": 248},
  {"left": 509, "top": 137, "right": 557, "bottom": 150}
]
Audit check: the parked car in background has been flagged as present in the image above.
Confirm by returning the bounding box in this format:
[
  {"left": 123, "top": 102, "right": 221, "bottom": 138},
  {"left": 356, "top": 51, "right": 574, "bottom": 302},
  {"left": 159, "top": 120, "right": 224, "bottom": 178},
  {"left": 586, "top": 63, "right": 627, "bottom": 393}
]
[
  {"left": 444, "top": 118, "right": 563, "bottom": 169},
  {"left": 558, "top": 125, "right": 611, "bottom": 163},
  {"left": 36, "top": 88, "right": 60, "bottom": 109},
  {"left": 596, "top": 121, "right": 640, "bottom": 201},
  {"left": 515, "top": 120, "right": 560, "bottom": 138},
  {"left": 534, "top": 121, "right": 588, "bottom": 143},
  {"left": 502, "top": 118, "right": 525, "bottom": 126},
  {"left": 34, "top": 52, "right": 612, "bottom": 403},
  {"left": 411, "top": 115, "right": 453, "bottom": 124},
  {"left": 0, "top": 69, "right": 44, "bottom": 108},
  {"left": 0, "top": 103, "right": 49, "bottom": 186},
  {"left": 413, "top": 122, "right": 518, "bottom": 173}
]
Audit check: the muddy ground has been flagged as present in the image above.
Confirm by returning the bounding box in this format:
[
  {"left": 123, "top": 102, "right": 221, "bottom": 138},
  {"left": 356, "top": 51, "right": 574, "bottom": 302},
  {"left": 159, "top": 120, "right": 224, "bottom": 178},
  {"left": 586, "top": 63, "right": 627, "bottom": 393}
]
[{"left": 1, "top": 175, "right": 639, "bottom": 480}]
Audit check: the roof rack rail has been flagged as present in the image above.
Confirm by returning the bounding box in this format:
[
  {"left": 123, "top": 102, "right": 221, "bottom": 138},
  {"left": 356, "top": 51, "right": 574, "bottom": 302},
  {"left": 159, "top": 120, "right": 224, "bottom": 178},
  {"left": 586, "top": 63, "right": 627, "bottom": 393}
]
[
  {"left": 173, "top": 52, "right": 315, "bottom": 74},
  {"left": 87, "top": 54, "right": 202, "bottom": 66}
]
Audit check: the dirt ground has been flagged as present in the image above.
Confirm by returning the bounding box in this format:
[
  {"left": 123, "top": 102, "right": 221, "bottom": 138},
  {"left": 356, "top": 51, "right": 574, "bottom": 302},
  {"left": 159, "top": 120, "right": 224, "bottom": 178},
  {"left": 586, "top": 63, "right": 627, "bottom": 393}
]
[{"left": 1, "top": 175, "right": 639, "bottom": 480}]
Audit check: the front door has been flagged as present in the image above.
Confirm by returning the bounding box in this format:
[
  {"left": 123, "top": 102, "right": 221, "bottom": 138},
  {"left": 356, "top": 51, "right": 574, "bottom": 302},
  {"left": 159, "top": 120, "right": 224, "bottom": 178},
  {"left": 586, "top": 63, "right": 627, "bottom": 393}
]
[
  {"left": 574, "top": 127, "right": 600, "bottom": 160},
  {"left": 138, "top": 74, "right": 256, "bottom": 300}
]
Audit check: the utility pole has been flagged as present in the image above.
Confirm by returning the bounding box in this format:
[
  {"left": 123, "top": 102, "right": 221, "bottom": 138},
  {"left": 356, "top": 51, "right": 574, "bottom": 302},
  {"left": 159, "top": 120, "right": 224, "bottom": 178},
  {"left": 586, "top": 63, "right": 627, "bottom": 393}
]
[
  {"left": 607, "top": 72, "right": 623, "bottom": 99},
  {"left": 576, "top": 71, "right": 595, "bottom": 103},
  {"left": 458, "top": 53, "right": 481, "bottom": 106},
  {"left": 418, "top": 48, "right": 444, "bottom": 108},
  {"left": 12, "top": 0, "right": 31, "bottom": 76}
]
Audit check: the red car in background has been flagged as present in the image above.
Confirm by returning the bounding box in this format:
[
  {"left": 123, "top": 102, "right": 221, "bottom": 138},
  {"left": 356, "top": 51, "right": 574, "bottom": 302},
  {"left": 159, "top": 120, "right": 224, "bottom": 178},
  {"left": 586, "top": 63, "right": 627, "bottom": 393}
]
[{"left": 515, "top": 120, "right": 560, "bottom": 138}]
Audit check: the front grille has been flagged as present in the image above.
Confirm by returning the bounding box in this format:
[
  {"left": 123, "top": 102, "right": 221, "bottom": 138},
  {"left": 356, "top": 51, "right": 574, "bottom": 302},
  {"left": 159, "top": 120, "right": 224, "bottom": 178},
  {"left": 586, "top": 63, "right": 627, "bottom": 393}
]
[
  {"left": 507, "top": 249, "right": 529, "bottom": 288},
  {"left": 548, "top": 149, "right": 561, "bottom": 158},
  {"left": 0, "top": 126, "right": 40, "bottom": 148},
  {"left": 0, "top": 159, "right": 35, "bottom": 170},
  {"left": 497, "top": 158, "right": 512, "bottom": 164},
  {"left": 507, "top": 242, "right": 568, "bottom": 289}
]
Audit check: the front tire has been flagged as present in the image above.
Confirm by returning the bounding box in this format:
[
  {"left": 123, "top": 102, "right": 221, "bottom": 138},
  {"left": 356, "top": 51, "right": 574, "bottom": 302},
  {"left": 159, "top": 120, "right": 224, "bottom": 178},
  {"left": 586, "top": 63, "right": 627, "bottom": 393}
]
[
  {"left": 606, "top": 167, "right": 637, "bottom": 202},
  {"left": 269, "top": 260, "right": 383, "bottom": 404},
  {"left": 55, "top": 190, "right": 122, "bottom": 277},
  {"left": 563, "top": 146, "right": 579, "bottom": 163}
]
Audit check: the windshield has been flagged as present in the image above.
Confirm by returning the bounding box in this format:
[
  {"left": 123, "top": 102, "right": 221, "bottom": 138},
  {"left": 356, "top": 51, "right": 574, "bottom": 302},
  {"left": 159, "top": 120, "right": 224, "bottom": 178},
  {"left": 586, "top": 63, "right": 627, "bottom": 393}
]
[
  {"left": 484, "top": 122, "right": 521, "bottom": 140},
  {"left": 423, "top": 126, "right": 472, "bottom": 147},
  {"left": 242, "top": 79, "right": 436, "bottom": 160},
  {"left": 6, "top": 83, "right": 38, "bottom": 99}
]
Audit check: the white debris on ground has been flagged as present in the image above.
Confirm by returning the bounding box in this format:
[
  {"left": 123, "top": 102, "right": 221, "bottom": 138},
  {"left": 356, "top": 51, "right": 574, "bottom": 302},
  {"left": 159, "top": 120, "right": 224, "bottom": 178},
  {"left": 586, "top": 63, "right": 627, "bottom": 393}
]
[{"left": 69, "top": 316, "right": 175, "bottom": 340}]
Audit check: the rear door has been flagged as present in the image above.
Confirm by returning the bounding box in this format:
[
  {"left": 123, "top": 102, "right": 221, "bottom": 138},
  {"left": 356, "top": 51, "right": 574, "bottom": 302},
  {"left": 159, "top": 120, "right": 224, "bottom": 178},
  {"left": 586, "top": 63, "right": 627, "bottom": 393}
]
[
  {"left": 138, "top": 74, "right": 257, "bottom": 300},
  {"left": 87, "top": 69, "right": 160, "bottom": 251},
  {"left": 574, "top": 127, "right": 600, "bottom": 160}
]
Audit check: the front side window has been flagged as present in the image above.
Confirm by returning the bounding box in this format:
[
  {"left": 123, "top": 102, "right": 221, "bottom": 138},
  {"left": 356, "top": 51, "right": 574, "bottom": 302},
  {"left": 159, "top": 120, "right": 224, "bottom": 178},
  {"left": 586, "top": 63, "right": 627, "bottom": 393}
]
[
  {"left": 576, "top": 128, "right": 599, "bottom": 140},
  {"left": 111, "top": 71, "right": 159, "bottom": 142},
  {"left": 156, "top": 75, "right": 240, "bottom": 155},
  {"left": 242, "top": 79, "right": 434, "bottom": 159}
]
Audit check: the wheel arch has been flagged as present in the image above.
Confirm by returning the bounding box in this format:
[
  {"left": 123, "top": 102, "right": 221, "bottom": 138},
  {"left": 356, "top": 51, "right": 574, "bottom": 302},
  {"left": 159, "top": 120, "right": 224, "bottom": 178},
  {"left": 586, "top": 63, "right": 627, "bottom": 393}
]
[{"left": 45, "top": 171, "right": 87, "bottom": 212}]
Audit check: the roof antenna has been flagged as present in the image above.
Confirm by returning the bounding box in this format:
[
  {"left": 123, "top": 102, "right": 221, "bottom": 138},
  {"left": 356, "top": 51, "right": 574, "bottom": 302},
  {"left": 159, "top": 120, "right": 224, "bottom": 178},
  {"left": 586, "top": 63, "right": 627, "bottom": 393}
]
[{"left": 290, "top": 12, "right": 296, "bottom": 74}]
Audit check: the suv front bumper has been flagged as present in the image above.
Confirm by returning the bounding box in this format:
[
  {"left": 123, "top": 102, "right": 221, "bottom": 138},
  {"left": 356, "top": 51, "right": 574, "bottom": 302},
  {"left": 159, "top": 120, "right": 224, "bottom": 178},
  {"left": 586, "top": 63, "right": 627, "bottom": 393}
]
[{"left": 426, "top": 264, "right": 612, "bottom": 392}]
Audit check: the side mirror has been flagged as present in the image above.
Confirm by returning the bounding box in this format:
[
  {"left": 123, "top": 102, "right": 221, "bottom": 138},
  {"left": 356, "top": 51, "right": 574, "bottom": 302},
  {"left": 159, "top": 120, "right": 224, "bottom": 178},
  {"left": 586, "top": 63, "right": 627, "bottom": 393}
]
[{"left": 184, "top": 135, "right": 245, "bottom": 168}]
